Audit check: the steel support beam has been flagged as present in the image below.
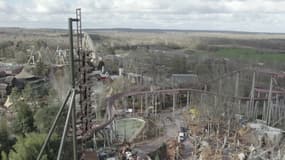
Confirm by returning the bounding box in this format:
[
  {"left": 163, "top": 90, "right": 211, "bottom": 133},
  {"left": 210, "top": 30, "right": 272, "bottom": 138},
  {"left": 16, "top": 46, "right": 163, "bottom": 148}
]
[
  {"left": 37, "top": 89, "right": 72, "bottom": 160},
  {"left": 57, "top": 90, "right": 76, "bottom": 160},
  {"left": 69, "top": 17, "right": 78, "bottom": 160}
]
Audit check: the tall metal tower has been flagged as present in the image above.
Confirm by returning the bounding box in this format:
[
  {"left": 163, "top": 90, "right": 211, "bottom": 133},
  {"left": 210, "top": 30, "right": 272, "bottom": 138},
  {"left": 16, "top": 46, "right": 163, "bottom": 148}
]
[
  {"left": 76, "top": 8, "right": 92, "bottom": 149},
  {"left": 37, "top": 8, "right": 93, "bottom": 160}
]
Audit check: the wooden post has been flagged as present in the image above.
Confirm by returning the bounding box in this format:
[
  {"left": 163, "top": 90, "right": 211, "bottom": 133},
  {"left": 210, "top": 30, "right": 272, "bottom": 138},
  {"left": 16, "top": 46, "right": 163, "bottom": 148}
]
[
  {"left": 145, "top": 93, "right": 148, "bottom": 114},
  {"left": 218, "top": 79, "right": 222, "bottom": 95},
  {"left": 267, "top": 77, "right": 273, "bottom": 125},
  {"left": 93, "top": 133, "right": 97, "bottom": 150},
  {"left": 262, "top": 100, "right": 266, "bottom": 121},
  {"left": 152, "top": 94, "right": 154, "bottom": 114},
  {"left": 200, "top": 93, "right": 204, "bottom": 111},
  {"left": 214, "top": 95, "right": 217, "bottom": 116},
  {"left": 110, "top": 121, "right": 113, "bottom": 144},
  {"left": 249, "top": 72, "right": 256, "bottom": 118},
  {"left": 140, "top": 95, "right": 143, "bottom": 114},
  {"left": 141, "top": 72, "right": 144, "bottom": 85},
  {"left": 173, "top": 93, "right": 176, "bottom": 116},
  {"left": 277, "top": 94, "right": 280, "bottom": 123},
  {"left": 265, "top": 93, "right": 269, "bottom": 122},
  {"left": 273, "top": 94, "right": 278, "bottom": 124},
  {"left": 132, "top": 96, "right": 135, "bottom": 116},
  {"left": 254, "top": 92, "right": 260, "bottom": 119},
  {"left": 172, "top": 76, "right": 174, "bottom": 88},
  {"left": 158, "top": 94, "right": 160, "bottom": 114},
  {"left": 123, "top": 97, "right": 127, "bottom": 112},
  {"left": 114, "top": 120, "right": 117, "bottom": 141},
  {"left": 162, "top": 93, "right": 166, "bottom": 109},
  {"left": 190, "top": 91, "right": 193, "bottom": 105},
  {"left": 179, "top": 94, "right": 181, "bottom": 108},
  {"left": 186, "top": 91, "right": 190, "bottom": 108},
  {"left": 155, "top": 95, "right": 159, "bottom": 116},
  {"left": 234, "top": 72, "right": 239, "bottom": 97},
  {"left": 238, "top": 100, "right": 241, "bottom": 115},
  {"left": 153, "top": 94, "right": 156, "bottom": 116},
  {"left": 235, "top": 72, "right": 240, "bottom": 114},
  {"left": 246, "top": 101, "right": 249, "bottom": 117}
]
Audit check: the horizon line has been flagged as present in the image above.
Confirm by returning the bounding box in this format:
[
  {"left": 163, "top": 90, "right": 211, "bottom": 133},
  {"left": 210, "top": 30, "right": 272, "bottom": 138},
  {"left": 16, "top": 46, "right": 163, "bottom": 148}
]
[{"left": 1, "top": 26, "right": 285, "bottom": 34}]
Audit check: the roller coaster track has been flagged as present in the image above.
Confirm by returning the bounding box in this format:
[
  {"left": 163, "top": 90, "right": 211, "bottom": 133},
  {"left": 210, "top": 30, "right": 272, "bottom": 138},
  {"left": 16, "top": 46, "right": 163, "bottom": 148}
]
[
  {"left": 81, "top": 64, "right": 285, "bottom": 140},
  {"left": 81, "top": 87, "right": 277, "bottom": 140}
]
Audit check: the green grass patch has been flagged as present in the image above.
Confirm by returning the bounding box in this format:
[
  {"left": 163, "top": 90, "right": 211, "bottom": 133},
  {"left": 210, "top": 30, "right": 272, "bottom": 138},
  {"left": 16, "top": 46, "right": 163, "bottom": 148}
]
[{"left": 213, "top": 47, "right": 285, "bottom": 62}]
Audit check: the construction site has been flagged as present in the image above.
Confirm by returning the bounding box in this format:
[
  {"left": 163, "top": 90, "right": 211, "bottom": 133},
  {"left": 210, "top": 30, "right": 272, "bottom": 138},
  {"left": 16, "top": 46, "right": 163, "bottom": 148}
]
[{"left": 1, "top": 8, "right": 285, "bottom": 160}]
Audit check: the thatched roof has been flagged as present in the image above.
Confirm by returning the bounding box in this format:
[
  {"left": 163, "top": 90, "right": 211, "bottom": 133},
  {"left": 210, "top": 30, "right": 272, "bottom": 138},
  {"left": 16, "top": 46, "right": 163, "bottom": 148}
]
[
  {"left": 4, "top": 96, "right": 12, "bottom": 108},
  {"left": 81, "top": 151, "right": 98, "bottom": 160},
  {"left": 15, "top": 68, "right": 36, "bottom": 79},
  {"left": 12, "top": 66, "right": 24, "bottom": 75},
  {"left": 0, "top": 71, "right": 7, "bottom": 78},
  {"left": 0, "top": 83, "right": 8, "bottom": 90},
  {"left": 4, "top": 76, "right": 15, "bottom": 84}
]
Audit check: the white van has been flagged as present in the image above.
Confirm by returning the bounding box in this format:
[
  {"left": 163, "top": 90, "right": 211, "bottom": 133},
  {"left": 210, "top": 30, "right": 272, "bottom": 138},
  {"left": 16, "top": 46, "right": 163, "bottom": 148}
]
[{"left": 178, "top": 132, "right": 186, "bottom": 142}]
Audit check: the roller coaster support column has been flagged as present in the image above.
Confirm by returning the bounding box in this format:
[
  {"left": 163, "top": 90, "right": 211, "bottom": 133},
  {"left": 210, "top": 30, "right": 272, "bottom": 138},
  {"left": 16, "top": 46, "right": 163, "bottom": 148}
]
[
  {"left": 235, "top": 72, "right": 240, "bottom": 114},
  {"left": 173, "top": 93, "right": 176, "bottom": 116},
  {"left": 267, "top": 77, "right": 273, "bottom": 125},
  {"left": 234, "top": 72, "right": 239, "bottom": 98},
  {"left": 145, "top": 93, "right": 148, "bottom": 115},
  {"left": 249, "top": 71, "right": 256, "bottom": 118},
  {"left": 186, "top": 91, "right": 190, "bottom": 108},
  {"left": 140, "top": 95, "right": 143, "bottom": 113}
]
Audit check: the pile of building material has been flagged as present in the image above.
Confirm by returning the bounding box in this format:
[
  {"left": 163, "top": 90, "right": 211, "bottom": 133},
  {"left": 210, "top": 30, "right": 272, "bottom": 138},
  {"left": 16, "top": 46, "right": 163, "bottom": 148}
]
[
  {"left": 182, "top": 114, "right": 285, "bottom": 160},
  {"left": 165, "top": 139, "right": 184, "bottom": 160}
]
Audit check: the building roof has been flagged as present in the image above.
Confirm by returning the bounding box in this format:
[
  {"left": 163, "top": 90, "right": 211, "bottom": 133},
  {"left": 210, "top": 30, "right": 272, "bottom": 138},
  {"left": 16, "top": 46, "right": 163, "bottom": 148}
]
[
  {"left": 4, "top": 76, "right": 15, "bottom": 84},
  {"left": 172, "top": 74, "right": 199, "bottom": 82},
  {"left": 255, "top": 87, "right": 285, "bottom": 94},
  {"left": 172, "top": 74, "right": 198, "bottom": 78},
  {"left": 15, "top": 68, "right": 36, "bottom": 79},
  {"left": 4, "top": 96, "right": 12, "bottom": 108},
  {"left": 81, "top": 151, "right": 98, "bottom": 160},
  {"left": 0, "top": 83, "right": 8, "bottom": 90},
  {"left": 0, "top": 71, "right": 8, "bottom": 78}
]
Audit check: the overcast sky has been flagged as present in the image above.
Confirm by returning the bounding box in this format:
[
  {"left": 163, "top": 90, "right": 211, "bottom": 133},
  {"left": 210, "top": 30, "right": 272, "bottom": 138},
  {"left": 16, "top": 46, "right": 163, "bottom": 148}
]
[{"left": 1, "top": 0, "right": 285, "bottom": 33}]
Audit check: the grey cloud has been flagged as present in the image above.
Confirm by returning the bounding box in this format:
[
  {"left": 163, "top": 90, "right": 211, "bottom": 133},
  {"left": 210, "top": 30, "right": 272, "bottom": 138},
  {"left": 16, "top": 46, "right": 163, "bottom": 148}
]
[{"left": 1, "top": 0, "right": 285, "bottom": 32}]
